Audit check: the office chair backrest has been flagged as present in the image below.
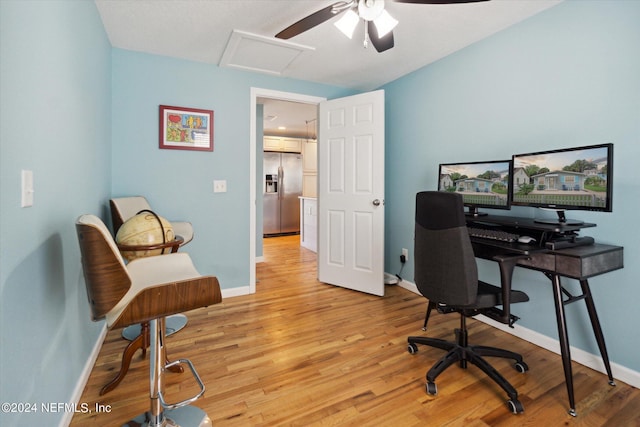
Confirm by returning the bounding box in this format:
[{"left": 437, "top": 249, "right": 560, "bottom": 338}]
[
  {"left": 109, "top": 196, "right": 152, "bottom": 233},
  {"left": 414, "top": 191, "right": 478, "bottom": 306},
  {"left": 76, "top": 214, "right": 131, "bottom": 321}
]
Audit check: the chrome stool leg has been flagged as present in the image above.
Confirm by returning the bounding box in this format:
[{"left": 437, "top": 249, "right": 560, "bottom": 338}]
[
  {"left": 125, "top": 318, "right": 211, "bottom": 427},
  {"left": 122, "top": 314, "right": 188, "bottom": 340}
]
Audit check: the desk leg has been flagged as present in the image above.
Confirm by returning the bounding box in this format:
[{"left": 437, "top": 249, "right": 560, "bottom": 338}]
[
  {"left": 580, "top": 279, "right": 615, "bottom": 386},
  {"left": 550, "top": 274, "right": 577, "bottom": 417}
]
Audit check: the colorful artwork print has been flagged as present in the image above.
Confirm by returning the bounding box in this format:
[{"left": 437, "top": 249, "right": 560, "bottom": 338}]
[{"left": 159, "top": 105, "right": 213, "bottom": 151}]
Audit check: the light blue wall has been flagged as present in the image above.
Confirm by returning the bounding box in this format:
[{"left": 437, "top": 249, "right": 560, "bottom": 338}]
[
  {"left": 382, "top": 0, "right": 640, "bottom": 373},
  {"left": 111, "top": 50, "right": 353, "bottom": 289},
  {"left": 0, "top": 1, "right": 111, "bottom": 426}
]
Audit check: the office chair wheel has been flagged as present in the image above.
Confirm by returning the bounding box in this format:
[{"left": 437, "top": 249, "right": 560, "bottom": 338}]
[
  {"left": 514, "top": 361, "right": 529, "bottom": 373},
  {"left": 407, "top": 343, "right": 419, "bottom": 354},
  {"left": 507, "top": 399, "right": 524, "bottom": 414},
  {"left": 426, "top": 381, "right": 437, "bottom": 395}
]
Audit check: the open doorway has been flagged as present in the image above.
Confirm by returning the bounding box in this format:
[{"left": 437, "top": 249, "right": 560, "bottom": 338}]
[
  {"left": 249, "top": 88, "right": 325, "bottom": 294},
  {"left": 259, "top": 98, "right": 317, "bottom": 239}
]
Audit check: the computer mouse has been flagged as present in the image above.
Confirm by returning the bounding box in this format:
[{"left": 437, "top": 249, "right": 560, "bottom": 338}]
[{"left": 518, "top": 236, "right": 536, "bottom": 244}]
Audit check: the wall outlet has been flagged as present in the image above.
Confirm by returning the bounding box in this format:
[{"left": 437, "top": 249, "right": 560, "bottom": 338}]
[
  {"left": 21, "top": 170, "right": 34, "bottom": 207},
  {"left": 401, "top": 248, "right": 409, "bottom": 262},
  {"left": 213, "top": 180, "right": 227, "bottom": 193}
]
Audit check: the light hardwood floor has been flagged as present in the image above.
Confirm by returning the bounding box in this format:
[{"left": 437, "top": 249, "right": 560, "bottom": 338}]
[{"left": 71, "top": 235, "right": 639, "bottom": 426}]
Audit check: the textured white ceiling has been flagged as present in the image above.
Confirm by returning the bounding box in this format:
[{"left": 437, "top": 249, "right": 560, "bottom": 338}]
[
  {"left": 95, "top": 0, "right": 562, "bottom": 91},
  {"left": 95, "top": 0, "right": 563, "bottom": 136}
]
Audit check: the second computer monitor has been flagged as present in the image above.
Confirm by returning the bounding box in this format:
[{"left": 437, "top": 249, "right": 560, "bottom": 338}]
[
  {"left": 438, "top": 160, "right": 512, "bottom": 216},
  {"left": 511, "top": 143, "right": 613, "bottom": 225}
]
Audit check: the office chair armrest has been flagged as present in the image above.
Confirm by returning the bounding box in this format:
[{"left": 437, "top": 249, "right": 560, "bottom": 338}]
[
  {"left": 492, "top": 254, "right": 530, "bottom": 327},
  {"left": 481, "top": 307, "right": 522, "bottom": 327}
]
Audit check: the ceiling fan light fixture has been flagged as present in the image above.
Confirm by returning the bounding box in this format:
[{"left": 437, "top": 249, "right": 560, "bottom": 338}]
[
  {"left": 373, "top": 9, "right": 398, "bottom": 38},
  {"left": 334, "top": 9, "right": 359, "bottom": 39}
]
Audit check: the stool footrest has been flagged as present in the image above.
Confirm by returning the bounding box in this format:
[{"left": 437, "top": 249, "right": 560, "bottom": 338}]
[{"left": 158, "top": 358, "right": 205, "bottom": 410}]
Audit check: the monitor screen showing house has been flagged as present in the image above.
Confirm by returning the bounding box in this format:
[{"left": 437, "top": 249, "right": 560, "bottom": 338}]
[
  {"left": 511, "top": 143, "right": 613, "bottom": 212},
  {"left": 438, "top": 160, "right": 512, "bottom": 213}
]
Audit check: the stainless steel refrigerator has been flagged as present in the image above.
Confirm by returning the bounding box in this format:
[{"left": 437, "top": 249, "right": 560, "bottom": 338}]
[{"left": 263, "top": 152, "right": 302, "bottom": 236}]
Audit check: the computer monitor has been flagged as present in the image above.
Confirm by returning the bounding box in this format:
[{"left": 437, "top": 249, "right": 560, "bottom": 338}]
[
  {"left": 438, "top": 160, "right": 512, "bottom": 217},
  {"left": 511, "top": 143, "right": 613, "bottom": 225}
]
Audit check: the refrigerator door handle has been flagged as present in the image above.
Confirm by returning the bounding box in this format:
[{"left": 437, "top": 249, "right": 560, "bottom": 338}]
[{"left": 278, "top": 166, "right": 283, "bottom": 200}]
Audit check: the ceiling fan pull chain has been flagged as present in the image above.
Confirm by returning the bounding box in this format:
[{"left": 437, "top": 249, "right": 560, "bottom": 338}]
[
  {"left": 363, "top": 21, "right": 369, "bottom": 49},
  {"left": 332, "top": 1, "right": 356, "bottom": 14}
]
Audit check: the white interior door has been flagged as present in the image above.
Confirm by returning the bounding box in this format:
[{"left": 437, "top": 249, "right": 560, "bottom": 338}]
[{"left": 318, "top": 90, "right": 385, "bottom": 296}]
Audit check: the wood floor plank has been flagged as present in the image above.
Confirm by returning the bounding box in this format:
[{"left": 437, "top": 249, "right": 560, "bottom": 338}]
[{"left": 70, "top": 235, "right": 639, "bottom": 426}]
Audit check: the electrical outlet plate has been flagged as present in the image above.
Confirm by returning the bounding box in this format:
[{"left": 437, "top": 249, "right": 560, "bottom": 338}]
[
  {"left": 402, "top": 248, "right": 409, "bottom": 262},
  {"left": 21, "top": 170, "right": 34, "bottom": 207},
  {"left": 213, "top": 180, "right": 227, "bottom": 193}
]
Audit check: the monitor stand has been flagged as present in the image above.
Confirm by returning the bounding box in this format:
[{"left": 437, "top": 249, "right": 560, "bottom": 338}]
[
  {"left": 465, "top": 206, "right": 488, "bottom": 217},
  {"left": 534, "top": 209, "right": 584, "bottom": 226}
]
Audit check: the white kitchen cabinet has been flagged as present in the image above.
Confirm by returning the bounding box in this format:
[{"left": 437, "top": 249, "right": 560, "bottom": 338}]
[
  {"left": 264, "top": 136, "right": 301, "bottom": 153},
  {"left": 301, "top": 139, "right": 317, "bottom": 197},
  {"left": 299, "top": 197, "right": 317, "bottom": 253},
  {"left": 302, "top": 174, "right": 317, "bottom": 198},
  {"left": 302, "top": 139, "right": 317, "bottom": 172}
]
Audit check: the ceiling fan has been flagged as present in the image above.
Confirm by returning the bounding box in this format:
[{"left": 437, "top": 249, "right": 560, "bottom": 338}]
[{"left": 276, "top": 0, "right": 490, "bottom": 53}]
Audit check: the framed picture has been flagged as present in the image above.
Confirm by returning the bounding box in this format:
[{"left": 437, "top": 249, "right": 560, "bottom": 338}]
[{"left": 159, "top": 105, "right": 214, "bottom": 151}]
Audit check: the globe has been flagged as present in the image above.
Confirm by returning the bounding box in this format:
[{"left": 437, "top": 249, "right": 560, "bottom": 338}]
[{"left": 116, "top": 211, "right": 175, "bottom": 261}]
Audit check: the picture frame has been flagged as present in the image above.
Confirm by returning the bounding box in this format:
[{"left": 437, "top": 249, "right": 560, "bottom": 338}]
[{"left": 159, "top": 105, "right": 214, "bottom": 151}]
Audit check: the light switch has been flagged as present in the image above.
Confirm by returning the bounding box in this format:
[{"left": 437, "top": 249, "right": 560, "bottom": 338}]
[
  {"left": 213, "top": 180, "right": 227, "bottom": 193},
  {"left": 21, "top": 170, "right": 34, "bottom": 207}
]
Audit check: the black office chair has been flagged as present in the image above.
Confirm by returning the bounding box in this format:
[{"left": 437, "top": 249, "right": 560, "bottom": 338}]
[{"left": 407, "top": 191, "right": 530, "bottom": 414}]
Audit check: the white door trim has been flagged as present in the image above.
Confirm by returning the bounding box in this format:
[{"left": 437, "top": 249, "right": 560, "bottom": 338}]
[{"left": 249, "top": 88, "right": 326, "bottom": 294}]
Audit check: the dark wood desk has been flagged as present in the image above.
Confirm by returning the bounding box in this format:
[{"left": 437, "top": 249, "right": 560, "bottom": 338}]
[{"left": 467, "top": 215, "right": 624, "bottom": 416}]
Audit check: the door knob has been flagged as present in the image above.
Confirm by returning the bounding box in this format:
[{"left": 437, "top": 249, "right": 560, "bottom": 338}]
[{"left": 372, "top": 199, "right": 381, "bottom": 206}]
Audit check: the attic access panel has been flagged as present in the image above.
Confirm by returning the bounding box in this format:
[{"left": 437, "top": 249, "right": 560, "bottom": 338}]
[{"left": 220, "top": 30, "right": 314, "bottom": 76}]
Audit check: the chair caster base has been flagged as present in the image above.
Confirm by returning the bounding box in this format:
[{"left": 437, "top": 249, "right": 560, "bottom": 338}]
[
  {"left": 507, "top": 399, "right": 524, "bottom": 414},
  {"left": 124, "top": 405, "right": 211, "bottom": 427},
  {"left": 426, "top": 381, "right": 437, "bottom": 395}
]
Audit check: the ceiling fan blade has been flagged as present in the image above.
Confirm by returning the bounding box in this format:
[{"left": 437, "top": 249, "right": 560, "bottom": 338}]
[
  {"left": 368, "top": 21, "right": 394, "bottom": 53},
  {"left": 275, "top": 4, "right": 343, "bottom": 39},
  {"left": 393, "top": 0, "right": 489, "bottom": 4}
]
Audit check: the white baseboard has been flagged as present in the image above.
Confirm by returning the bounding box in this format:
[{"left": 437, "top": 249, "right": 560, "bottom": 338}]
[
  {"left": 478, "top": 315, "right": 640, "bottom": 388},
  {"left": 221, "top": 285, "right": 252, "bottom": 298},
  {"left": 62, "top": 324, "right": 108, "bottom": 427},
  {"left": 392, "top": 276, "right": 640, "bottom": 389},
  {"left": 397, "top": 279, "right": 418, "bottom": 294}
]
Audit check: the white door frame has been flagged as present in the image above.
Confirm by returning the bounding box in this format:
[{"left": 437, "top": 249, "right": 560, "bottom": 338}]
[{"left": 249, "top": 88, "right": 326, "bottom": 294}]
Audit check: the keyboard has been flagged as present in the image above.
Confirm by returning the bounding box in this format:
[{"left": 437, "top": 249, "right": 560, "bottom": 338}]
[{"left": 468, "top": 227, "right": 519, "bottom": 243}]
